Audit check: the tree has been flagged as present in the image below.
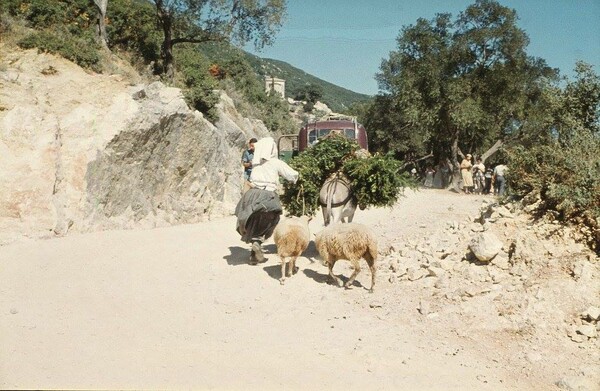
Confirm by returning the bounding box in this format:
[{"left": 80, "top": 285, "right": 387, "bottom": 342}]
[
  {"left": 294, "top": 83, "right": 323, "bottom": 104},
  {"left": 152, "top": 0, "right": 286, "bottom": 80},
  {"left": 373, "top": 0, "right": 556, "bottom": 184},
  {"left": 93, "top": 0, "right": 109, "bottom": 48}
]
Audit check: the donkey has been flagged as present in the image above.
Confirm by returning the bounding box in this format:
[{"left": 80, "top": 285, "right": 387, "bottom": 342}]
[{"left": 319, "top": 171, "right": 357, "bottom": 226}]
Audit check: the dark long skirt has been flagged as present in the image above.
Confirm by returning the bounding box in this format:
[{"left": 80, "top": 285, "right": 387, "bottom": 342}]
[{"left": 235, "top": 188, "right": 282, "bottom": 243}]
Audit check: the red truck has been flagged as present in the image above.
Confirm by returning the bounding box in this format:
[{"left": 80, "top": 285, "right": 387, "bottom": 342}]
[{"left": 277, "top": 115, "right": 368, "bottom": 161}]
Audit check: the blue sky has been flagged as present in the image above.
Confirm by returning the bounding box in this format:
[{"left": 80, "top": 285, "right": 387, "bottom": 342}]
[{"left": 245, "top": 0, "right": 600, "bottom": 95}]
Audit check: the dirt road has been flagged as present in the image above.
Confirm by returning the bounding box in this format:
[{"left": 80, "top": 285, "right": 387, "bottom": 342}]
[{"left": 0, "top": 189, "right": 554, "bottom": 389}]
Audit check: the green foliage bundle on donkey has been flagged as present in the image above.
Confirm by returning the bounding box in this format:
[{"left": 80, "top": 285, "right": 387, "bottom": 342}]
[{"left": 280, "top": 134, "right": 417, "bottom": 217}]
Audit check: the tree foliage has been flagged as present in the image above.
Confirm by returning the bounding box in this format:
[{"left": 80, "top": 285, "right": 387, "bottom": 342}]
[
  {"left": 151, "top": 0, "right": 286, "bottom": 79},
  {"left": 371, "top": 0, "right": 556, "bottom": 166},
  {"left": 506, "top": 63, "right": 600, "bottom": 252},
  {"left": 280, "top": 135, "right": 416, "bottom": 217}
]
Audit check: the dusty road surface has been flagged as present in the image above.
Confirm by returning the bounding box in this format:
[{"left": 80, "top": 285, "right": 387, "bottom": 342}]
[{"left": 0, "top": 189, "right": 562, "bottom": 390}]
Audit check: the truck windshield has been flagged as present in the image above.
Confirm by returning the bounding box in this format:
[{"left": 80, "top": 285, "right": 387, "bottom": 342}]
[{"left": 308, "top": 128, "right": 356, "bottom": 145}]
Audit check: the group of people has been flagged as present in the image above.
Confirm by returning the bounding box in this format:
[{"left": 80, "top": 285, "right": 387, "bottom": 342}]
[
  {"left": 460, "top": 154, "right": 507, "bottom": 196},
  {"left": 417, "top": 155, "right": 508, "bottom": 196}
]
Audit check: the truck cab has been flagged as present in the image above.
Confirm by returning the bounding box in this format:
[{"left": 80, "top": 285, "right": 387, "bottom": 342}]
[{"left": 277, "top": 115, "right": 368, "bottom": 161}]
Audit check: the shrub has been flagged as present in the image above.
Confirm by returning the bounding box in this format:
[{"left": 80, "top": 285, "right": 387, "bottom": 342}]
[
  {"left": 507, "top": 130, "right": 600, "bottom": 250},
  {"left": 174, "top": 46, "right": 220, "bottom": 122},
  {"left": 218, "top": 52, "right": 296, "bottom": 135},
  {"left": 18, "top": 29, "right": 101, "bottom": 72},
  {"left": 106, "top": 0, "right": 161, "bottom": 64},
  {"left": 5, "top": 0, "right": 92, "bottom": 33}
]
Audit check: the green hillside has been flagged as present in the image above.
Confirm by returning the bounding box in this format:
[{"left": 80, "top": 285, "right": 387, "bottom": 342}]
[{"left": 198, "top": 43, "right": 372, "bottom": 113}]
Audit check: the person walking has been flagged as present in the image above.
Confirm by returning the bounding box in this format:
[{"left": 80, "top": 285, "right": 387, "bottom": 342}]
[
  {"left": 241, "top": 138, "right": 257, "bottom": 194},
  {"left": 493, "top": 163, "right": 508, "bottom": 196},
  {"left": 235, "top": 137, "right": 299, "bottom": 265},
  {"left": 424, "top": 166, "right": 435, "bottom": 188},
  {"left": 484, "top": 167, "right": 493, "bottom": 194},
  {"left": 472, "top": 157, "right": 486, "bottom": 194},
  {"left": 460, "top": 154, "right": 474, "bottom": 194},
  {"left": 242, "top": 138, "right": 257, "bottom": 180}
]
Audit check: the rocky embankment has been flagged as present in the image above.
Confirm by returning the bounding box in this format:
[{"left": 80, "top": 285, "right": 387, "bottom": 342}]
[
  {"left": 0, "top": 49, "right": 269, "bottom": 244},
  {"left": 378, "top": 198, "right": 599, "bottom": 390}
]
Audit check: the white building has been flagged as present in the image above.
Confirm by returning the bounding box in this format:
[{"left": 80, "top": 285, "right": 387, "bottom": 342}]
[{"left": 265, "top": 76, "right": 285, "bottom": 98}]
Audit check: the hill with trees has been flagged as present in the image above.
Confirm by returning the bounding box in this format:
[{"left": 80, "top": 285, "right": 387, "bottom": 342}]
[{"left": 195, "top": 42, "right": 372, "bottom": 113}]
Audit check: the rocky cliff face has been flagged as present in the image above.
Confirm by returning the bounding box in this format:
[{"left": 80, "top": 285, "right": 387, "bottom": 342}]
[{"left": 0, "top": 49, "right": 270, "bottom": 244}]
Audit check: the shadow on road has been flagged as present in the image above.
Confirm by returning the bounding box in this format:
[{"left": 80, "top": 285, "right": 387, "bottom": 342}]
[
  {"left": 223, "top": 246, "right": 250, "bottom": 266},
  {"left": 303, "top": 268, "right": 365, "bottom": 290}
]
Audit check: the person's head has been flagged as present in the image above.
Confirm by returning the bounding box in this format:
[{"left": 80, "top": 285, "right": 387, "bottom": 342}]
[
  {"left": 476, "top": 157, "right": 482, "bottom": 163},
  {"left": 248, "top": 138, "right": 257, "bottom": 151},
  {"left": 466, "top": 154, "right": 472, "bottom": 160}
]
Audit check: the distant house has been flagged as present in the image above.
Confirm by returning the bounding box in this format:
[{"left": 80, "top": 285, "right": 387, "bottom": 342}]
[{"left": 265, "top": 76, "right": 285, "bottom": 98}]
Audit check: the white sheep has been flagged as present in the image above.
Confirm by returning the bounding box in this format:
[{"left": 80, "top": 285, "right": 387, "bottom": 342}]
[
  {"left": 315, "top": 223, "right": 377, "bottom": 292},
  {"left": 273, "top": 215, "right": 311, "bottom": 284}
]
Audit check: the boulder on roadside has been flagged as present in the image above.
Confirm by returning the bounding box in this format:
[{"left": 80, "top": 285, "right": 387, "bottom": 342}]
[{"left": 469, "top": 232, "right": 503, "bottom": 262}]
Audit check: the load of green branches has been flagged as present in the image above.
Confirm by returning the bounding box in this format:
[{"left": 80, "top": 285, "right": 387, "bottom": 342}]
[{"left": 281, "top": 134, "right": 416, "bottom": 217}]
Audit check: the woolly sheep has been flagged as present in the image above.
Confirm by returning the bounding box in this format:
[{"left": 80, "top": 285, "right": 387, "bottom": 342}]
[
  {"left": 315, "top": 223, "right": 377, "bottom": 292},
  {"left": 273, "top": 215, "right": 311, "bottom": 285}
]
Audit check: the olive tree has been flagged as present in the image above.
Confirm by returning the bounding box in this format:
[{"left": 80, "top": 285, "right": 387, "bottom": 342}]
[
  {"left": 152, "top": 0, "right": 286, "bottom": 79},
  {"left": 373, "top": 0, "right": 556, "bottom": 182}
]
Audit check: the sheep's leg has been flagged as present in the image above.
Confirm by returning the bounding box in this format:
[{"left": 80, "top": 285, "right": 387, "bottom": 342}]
[
  {"left": 344, "top": 258, "right": 361, "bottom": 289},
  {"left": 280, "top": 256, "right": 287, "bottom": 285},
  {"left": 328, "top": 258, "right": 342, "bottom": 287},
  {"left": 366, "top": 253, "right": 376, "bottom": 293},
  {"left": 368, "top": 264, "right": 376, "bottom": 293},
  {"left": 287, "top": 256, "right": 297, "bottom": 277}
]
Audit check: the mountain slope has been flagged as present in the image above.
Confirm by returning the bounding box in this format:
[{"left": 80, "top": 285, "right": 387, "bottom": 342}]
[{"left": 198, "top": 43, "right": 372, "bottom": 112}]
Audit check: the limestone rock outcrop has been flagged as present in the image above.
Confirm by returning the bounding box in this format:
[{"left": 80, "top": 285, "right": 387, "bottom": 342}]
[{"left": 0, "top": 49, "right": 269, "bottom": 243}]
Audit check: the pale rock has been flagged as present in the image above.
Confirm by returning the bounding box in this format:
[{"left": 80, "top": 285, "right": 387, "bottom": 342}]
[
  {"left": 572, "top": 261, "right": 594, "bottom": 281},
  {"left": 556, "top": 376, "right": 595, "bottom": 391},
  {"left": 0, "top": 51, "right": 270, "bottom": 243},
  {"left": 482, "top": 220, "right": 493, "bottom": 231},
  {"left": 434, "top": 275, "right": 450, "bottom": 289},
  {"left": 488, "top": 267, "right": 506, "bottom": 284},
  {"left": 490, "top": 253, "right": 511, "bottom": 270},
  {"left": 470, "top": 223, "right": 484, "bottom": 233},
  {"left": 496, "top": 206, "right": 513, "bottom": 218},
  {"left": 420, "top": 277, "right": 437, "bottom": 288},
  {"left": 438, "top": 259, "right": 455, "bottom": 271},
  {"left": 417, "top": 300, "right": 431, "bottom": 315},
  {"left": 511, "top": 233, "right": 541, "bottom": 264},
  {"left": 525, "top": 351, "right": 542, "bottom": 363},
  {"left": 469, "top": 232, "right": 503, "bottom": 262},
  {"left": 576, "top": 325, "right": 597, "bottom": 338},
  {"left": 427, "top": 266, "right": 446, "bottom": 278},
  {"left": 582, "top": 306, "right": 600, "bottom": 322},
  {"left": 407, "top": 267, "right": 428, "bottom": 281},
  {"left": 313, "top": 101, "right": 333, "bottom": 114}
]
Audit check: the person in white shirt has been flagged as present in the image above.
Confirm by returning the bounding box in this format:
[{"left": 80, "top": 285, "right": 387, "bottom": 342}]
[
  {"left": 493, "top": 164, "right": 508, "bottom": 196},
  {"left": 472, "top": 157, "right": 486, "bottom": 194},
  {"left": 235, "top": 137, "right": 299, "bottom": 264}
]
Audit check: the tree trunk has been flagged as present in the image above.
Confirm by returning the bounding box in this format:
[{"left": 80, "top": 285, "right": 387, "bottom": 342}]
[
  {"left": 448, "top": 128, "right": 462, "bottom": 191},
  {"left": 156, "top": 1, "right": 175, "bottom": 80},
  {"left": 93, "top": 0, "right": 109, "bottom": 49},
  {"left": 480, "top": 139, "right": 503, "bottom": 163}
]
